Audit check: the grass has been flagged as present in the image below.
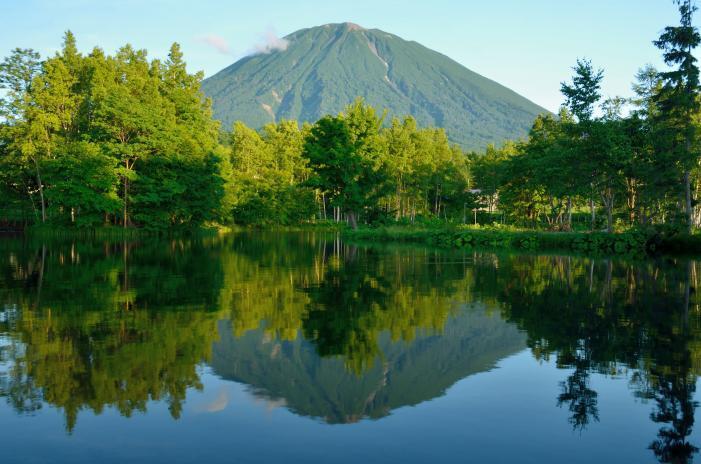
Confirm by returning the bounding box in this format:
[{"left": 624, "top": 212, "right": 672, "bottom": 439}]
[
  {"left": 343, "top": 224, "right": 701, "bottom": 256},
  {"left": 12, "top": 221, "right": 701, "bottom": 256},
  {"left": 232, "top": 221, "right": 347, "bottom": 232}
]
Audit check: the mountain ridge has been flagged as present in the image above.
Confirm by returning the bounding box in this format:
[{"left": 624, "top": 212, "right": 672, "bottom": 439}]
[{"left": 202, "top": 22, "right": 547, "bottom": 150}]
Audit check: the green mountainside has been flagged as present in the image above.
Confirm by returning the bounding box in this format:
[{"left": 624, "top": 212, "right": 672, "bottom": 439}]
[{"left": 201, "top": 23, "right": 548, "bottom": 150}]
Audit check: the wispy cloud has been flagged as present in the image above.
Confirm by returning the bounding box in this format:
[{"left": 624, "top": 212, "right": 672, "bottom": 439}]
[
  {"left": 252, "top": 28, "right": 289, "bottom": 54},
  {"left": 195, "top": 387, "right": 230, "bottom": 413},
  {"left": 197, "top": 34, "right": 232, "bottom": 55}
]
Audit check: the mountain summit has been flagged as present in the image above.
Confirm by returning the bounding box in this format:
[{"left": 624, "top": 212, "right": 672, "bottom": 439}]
[{"left": 202, "top": 23, "right": 547, "bottom": 150}]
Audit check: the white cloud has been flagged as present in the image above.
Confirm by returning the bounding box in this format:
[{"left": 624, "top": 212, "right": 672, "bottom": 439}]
[
  {"left": 197, "top": 34, "right": 232, "bottom": 55},
  {"left": 252, "top": 28, "right": 289, "bottom": 54}
]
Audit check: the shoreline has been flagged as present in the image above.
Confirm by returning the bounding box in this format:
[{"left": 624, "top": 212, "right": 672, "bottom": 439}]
[
  {"left": 5, "top": 224, "right": 701, "bottom": 257},
  {"left": 342, "top": 226, "right": 701, "bottom": 256}
]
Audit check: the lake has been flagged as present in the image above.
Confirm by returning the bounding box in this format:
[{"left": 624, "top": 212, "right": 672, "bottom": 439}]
[{"left": 0, "top": 232, "right": 699, "bottom": 463}]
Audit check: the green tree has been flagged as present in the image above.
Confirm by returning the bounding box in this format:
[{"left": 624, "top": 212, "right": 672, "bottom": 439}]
[
  {"left": 0, "top": 48, "right": 44, "bottom": 222},
  {"left": 304, "top": 99, "right": 390, "bottom": 229},
  {"left": 561, "top": 59, "right": 605, "bottom": 230},
  {"left": 43, "top": 141, "right": 120, "bottom": 226},
  {"left": 92, "top": 44, "right": 166, "bottom": 228},
  {"left": 560, "top": 59, "right": 604, "bottom": 123},
  {"left": 653, "top": 0, "right": 701, "bottom": 233}
]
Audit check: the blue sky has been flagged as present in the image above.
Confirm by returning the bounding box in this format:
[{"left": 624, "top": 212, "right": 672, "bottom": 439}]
[{"left": 0, "top": 0, "right": 692, "bottom": 112}]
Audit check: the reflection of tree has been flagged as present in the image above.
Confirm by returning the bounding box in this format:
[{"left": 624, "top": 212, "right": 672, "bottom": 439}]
[
  {"left": 300, "top": 243, "right": 473, "bottom": 373},
  {"left": 221, "top": 235, "right": 469, "bottom": 373},
  {"left": 557, "top": 354, "right": 599, "bottom": 431},
  {"left": 642, "top": 300, "right": 699, "bottom": 464},
  {"left": 5, "top": 308, "right": 220, "bottom": 431},
  {"left": 0, "top": 336, "right": 43, "bottom": 415},
  {"left": 648, "top": 371, "right": 698, "bottom": 464},
  {"left": 303, "top": 246, "right": 391, "bottom": 372},
  {"left": 473, "top": 254, "right": 701, "bottom": 462},
  {"left": 0, "top": 234, "right": 474, "bottom": 431},
  {"left": 0, "top": 238, "right": 225, "bottom": 432},
  {"left": 216, "top": 232, "right": 320, "bottom": 341},
  {"left": 3, "top": 233, "right": 701, "bottom": 462}
]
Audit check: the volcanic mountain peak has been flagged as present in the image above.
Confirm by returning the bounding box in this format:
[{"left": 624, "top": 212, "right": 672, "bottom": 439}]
[{"left": 202, "top": 24, "right": 547, "bottom": 150}]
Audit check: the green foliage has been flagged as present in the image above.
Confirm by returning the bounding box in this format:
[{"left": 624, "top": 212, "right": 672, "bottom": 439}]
[
  {"left": 560, "top": 59, "right": 604, "bottom": 122},
  {"left": 344, "top": 225, "right": 665, "bottom": 256},
  {"left": 43, "top": 141, "right": 120, "bottom": 226},
  {"left": 227, "top": 120, "right": 316, "bottom": 225},
  {"left": 0, "top": 32, "right": 230, "bottom": 230},
  {"left": 303, "top": 99, "right": 392, "bottom": 228},
  {"left": 131, "top": 152, "right": 226, "bottom": 230},
  {"left": 652, "top": 0, "right": 701, "bottom": 233},
  {"left": 3, "top": 6, "right": 701, "bottom": 237},
  {"left": 466, "top": 2, "right": 701, "bottom": 235}
]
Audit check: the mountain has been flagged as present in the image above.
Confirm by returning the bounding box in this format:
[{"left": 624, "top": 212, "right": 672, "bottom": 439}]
[{"left": 201, "top": 23, "right": 548, "bottom": 150}]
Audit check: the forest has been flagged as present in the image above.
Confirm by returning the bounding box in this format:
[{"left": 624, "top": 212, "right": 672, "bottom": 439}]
[{"left": 0, "top": 1, "right": 699, "bottom": 236}]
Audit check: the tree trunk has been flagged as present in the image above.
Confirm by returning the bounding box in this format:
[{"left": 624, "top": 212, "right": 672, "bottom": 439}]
[
  {"left": 347, "top": 211, "right": 358, "bottom": 230},
  {"left": 694, "top": 176, "right": 701, "bottom": 228},
  {"left": 601, "top": 190, "right": 614, "bottom": 233},
  {"left": 627, "top": 179, "right": 637, "bottom": 226},
  {"left": 396, "top": 178, "right": 402, "bottom": 220},
  {"left": 684, "top": 169, "right": 692, "bottom": 234},
  {"left": 434, "top": 185, "right": 439, "bottom": 215},
  {"left": 123, "top": 159, "right": 131, "bottom": 229},
  {"left": 684, "top": 40, "right": 695, "bottom": 233},
  {"left": 33, "top": 157, "right": 46, "bottom": 223},
  {"left": 24, "top": 179, "right": 39, "bottom": 222}
]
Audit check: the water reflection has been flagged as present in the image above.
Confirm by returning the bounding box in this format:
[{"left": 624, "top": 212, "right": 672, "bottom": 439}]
[
  {"left": 478, "top": 254, "right": 701, "bottom": 462},
  {"left": 0, "top": 234, "right": 700, "bottom": 463},
  {"left": 0, "top": 239, "right": 224, "bottom": 431},
  {"left": 212, "top": 309, "right": 524, "bottom": 424}
]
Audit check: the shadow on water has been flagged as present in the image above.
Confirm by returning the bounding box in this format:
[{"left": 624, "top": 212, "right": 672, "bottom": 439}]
[{"left": 0, "top": 232, "right": 700, "bottom": 462}]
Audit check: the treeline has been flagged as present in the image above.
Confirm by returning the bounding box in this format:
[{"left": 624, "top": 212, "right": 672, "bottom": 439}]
[
  {"left": 0, "top": 33, "right": 470, "bottom": 230},
  {"left": 471, "top": 1, "right": 701, "bottom": 234},
  {"left": 1, "top": 1, "right": 698, "bottom": 233},
  {"left": 0, "top": 33, "right": 229, "bottom": 230},
  {"left": 230, "top": 103, "right": 470, "bottom": 228}
]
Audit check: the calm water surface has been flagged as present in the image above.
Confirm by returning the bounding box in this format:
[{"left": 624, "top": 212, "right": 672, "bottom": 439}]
[{"left": 1, "top": 232, "right": 700, "bottom": 463}]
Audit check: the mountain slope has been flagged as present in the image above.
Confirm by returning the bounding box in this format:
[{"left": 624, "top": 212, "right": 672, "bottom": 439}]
[{"left": 202, "top": 23, "right": 547, "bottom": 150}]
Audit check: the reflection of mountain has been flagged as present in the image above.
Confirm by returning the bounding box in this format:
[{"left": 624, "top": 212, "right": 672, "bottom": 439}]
[
  {"left": 210, "top": 305, "right": 526, "bottom": 423},
  {"left": 3, "top": 234, "right": 701, "bottom": 463}
]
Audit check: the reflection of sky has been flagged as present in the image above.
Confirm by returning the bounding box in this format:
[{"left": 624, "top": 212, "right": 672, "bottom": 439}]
[
  {"left": 195, "top": 385, "right": 231, "bottom": 414},
  {"left": 0, "top": 350, "right": 693, "bottom": 464},
  {"left": 1, "top": 0, "right": 695, "bottom": 114},
  {"left": 0, "top": 305, "right": 23, "bottom": 368},
  {"left": 0, "top": 304, "right": 17, "bottom": 324}
]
